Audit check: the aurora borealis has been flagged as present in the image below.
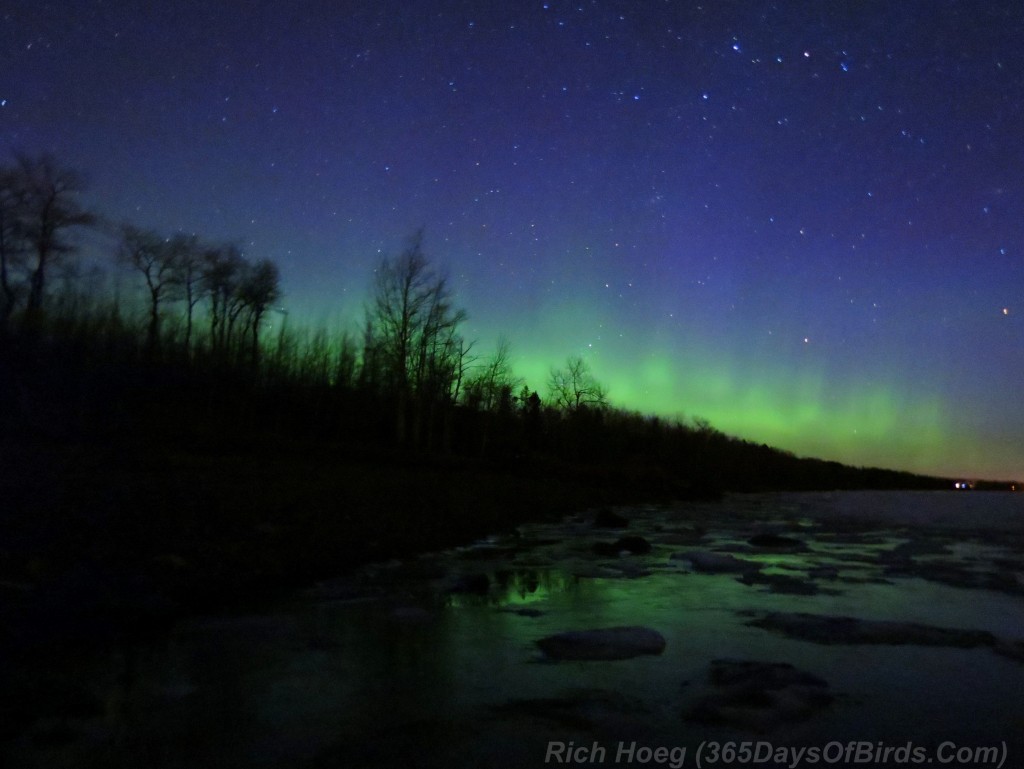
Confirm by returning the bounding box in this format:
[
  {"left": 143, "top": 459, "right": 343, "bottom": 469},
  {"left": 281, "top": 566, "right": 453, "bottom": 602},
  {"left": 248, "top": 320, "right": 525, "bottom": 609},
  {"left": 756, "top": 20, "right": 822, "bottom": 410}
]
[{"left": 3, "top": 1, "right": 1022, "bottom": 481}]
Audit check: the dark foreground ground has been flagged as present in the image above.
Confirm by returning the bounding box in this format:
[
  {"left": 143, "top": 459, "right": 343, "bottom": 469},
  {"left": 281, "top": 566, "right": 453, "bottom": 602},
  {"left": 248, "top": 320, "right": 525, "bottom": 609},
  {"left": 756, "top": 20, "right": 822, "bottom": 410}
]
[
  {"left": 0, "top": 434, "right": 705, "bottom": 745},
  {"left": 5, "top": 487, "right": 1024, "bottom": 768},
  {"left": 0, "top": 408, "right": 1014, "bottom": 765},
  {"left": 2, "top": 436, "right": 689, "bottom": 632}
]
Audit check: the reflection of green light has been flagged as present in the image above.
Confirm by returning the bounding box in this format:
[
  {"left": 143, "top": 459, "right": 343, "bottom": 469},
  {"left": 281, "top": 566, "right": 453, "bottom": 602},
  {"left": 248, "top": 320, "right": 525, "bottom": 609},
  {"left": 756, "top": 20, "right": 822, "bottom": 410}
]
[
  {"left": 502, "top": 570, "right": 576, "bottom": 605},
  {"left": 445, "top": 569, "right": 579, "bottom": 609}
]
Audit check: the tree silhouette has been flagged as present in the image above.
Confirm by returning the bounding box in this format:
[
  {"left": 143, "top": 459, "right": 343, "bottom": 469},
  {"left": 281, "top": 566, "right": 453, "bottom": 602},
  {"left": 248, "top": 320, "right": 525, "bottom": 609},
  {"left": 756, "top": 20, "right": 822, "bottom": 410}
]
[
  {"left": 0, "top": 164, "right": 25, "bottom": 332},
  {"left": 237, "top": 258, "right": 281, "bottom": 366},
  {"left": 170, "top": 234, "right": 203, "bottom": 356},
  {"left": 465, "top": 336, "right": 520, "bottom": 412},
  {"left": 548, "top": 355, "right": 607, "bottom": 411},
  {"left": 463, "top": 337, "right": 524, "bottom": 454},
  {"left": 11, "top": 155, "right": 95, "bottom": 327},
  {"left": 202, "top": 244, "right": 245, "bottom": 354},
  {"left": 119, "top": 225, "right": 180, "bottom": 352},
  {"left": 366, "top": 230, "right": 467, "bottom": 446}
]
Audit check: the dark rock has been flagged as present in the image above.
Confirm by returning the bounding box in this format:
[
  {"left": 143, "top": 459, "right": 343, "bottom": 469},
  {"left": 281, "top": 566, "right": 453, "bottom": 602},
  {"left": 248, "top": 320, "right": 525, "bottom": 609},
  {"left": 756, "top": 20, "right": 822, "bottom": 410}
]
[
  {"left": 992, "top": 638, "right": 1024, "bottom": 663},
  {"left": 709, "top": 659, "right": 828, "bottom": 689},
  {"left": 536, "top": 626, "right": 666, "bottom": 661},
  {"left": 458, "top": 545, "right": 521, "bottom": 561},
  {"left": 593, "top": 509, "right": 629, "bottom": 528},
  {"left": 603, "top": 561, "right": 653, "bottom": 578},
  {"left": 674, "top": 551, "right": 761, "bottom": 573},
  {"left": 748, "top": 611, "right": 997, "bottom": 648},
  {"left": 748, "top": 533, "right": 807, "bottom": 552},
  {"left": 656, "top": 526, "right": 706, "bottom": 545},
  {"left": 879, "top": 538, "right": 951, "bottom": 563},
  {"left": 884, "top": 558, "right": 1024, "bottom": 596},
  {"left": 447, "top": 573, "right": 490, "bottom": 595},
  {"left": 616, "top": 535, "right": 652, "bottom": 554},
  {"left": 808, "top": 565, "right": 840, "bottom": 580},
  {"left": 738, "top": 572, "right": 820, "bottom": 595},
  {"left": 499, "top": 607, "right": 544, "bottom": 617},
  {"left": 686, "top": 659, "right": 833, "bottom": 731},
  {"left": 592, "top": 536, "right": 652, "bottom": 556},
  {"left": 981, "top": 571, "right": 1024, "bottom": 595}
]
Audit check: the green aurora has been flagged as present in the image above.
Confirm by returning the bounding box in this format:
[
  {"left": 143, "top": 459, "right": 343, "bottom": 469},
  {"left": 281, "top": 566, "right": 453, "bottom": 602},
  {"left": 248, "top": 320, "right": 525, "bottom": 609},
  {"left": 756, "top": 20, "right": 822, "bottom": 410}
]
[
  {"left": 285, "top": 293, "right": 1019, "bottom": 483},
  {"left": 512, "top": 346, "right": 958, "bottom": 480}
]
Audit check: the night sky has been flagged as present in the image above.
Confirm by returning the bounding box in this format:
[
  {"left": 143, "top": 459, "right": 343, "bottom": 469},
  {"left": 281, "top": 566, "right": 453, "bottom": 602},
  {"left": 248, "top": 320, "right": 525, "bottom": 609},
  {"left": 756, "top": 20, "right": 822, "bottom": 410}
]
[{"left": 4, "top": 1, "right": 1022, "bottom": 481}]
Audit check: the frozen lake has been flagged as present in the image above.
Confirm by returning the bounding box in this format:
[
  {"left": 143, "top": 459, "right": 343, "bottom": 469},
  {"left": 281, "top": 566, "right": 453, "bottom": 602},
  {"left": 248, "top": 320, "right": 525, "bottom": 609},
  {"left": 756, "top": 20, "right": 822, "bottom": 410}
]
[{"left": 10, "top": 491, "right": 1024, "bottom": 768}]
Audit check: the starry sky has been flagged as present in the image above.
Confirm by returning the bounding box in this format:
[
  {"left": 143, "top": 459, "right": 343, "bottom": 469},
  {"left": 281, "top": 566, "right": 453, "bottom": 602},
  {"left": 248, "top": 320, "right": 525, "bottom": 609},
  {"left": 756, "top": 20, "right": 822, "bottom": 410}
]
[{"left": 3, "top": 1, "right": 1022, "bottom": 481}]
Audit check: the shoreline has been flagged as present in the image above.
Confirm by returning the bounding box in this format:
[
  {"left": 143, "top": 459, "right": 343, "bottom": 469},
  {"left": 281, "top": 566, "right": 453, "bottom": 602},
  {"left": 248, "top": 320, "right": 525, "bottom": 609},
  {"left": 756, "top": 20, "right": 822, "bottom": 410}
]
[
  {"left": 5, "top": 488, "right": 1023, "bottom": 766},
  {"left": 2, "top": 435, "right": 1015, "bottom": 658}
]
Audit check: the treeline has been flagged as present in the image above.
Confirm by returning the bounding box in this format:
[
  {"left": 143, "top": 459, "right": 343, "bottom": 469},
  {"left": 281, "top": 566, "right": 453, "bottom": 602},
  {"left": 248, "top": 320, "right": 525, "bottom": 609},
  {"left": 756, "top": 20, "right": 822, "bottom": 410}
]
[{"left": 0, "top": 154, "right": 964, "bottom": 492}]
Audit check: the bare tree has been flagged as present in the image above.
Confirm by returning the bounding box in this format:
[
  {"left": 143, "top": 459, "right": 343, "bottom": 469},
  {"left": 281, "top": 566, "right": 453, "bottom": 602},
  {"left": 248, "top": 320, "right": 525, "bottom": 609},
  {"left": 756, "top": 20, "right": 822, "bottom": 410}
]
[
  {"left": 0, "top": 164, "right": 25, "bottom": 332},
  {"left": 13, "top": 154, "right": 95, "bottom": 325},
  {"left": 236, "top": 257, "right": 281, "bottom": 365},
  {"left": 366, "top": 230, "right": 467, "bottom": 446},
  {"left": 369, "top": 231, "right": 429, "bottom": 400},
  {"left": 548, "top": 355, "right": 608, "bottom": 411},
  {"left": 119, "top": 225, "right": 181, "bottom": 351},
  {"left": 202, "top": 244, "right": 244, "bottom": 353},
  {"left": 168, "top": 233, "right": 203, "bottom": 355},
  {"left": 357, "top": 316, "right": 382, "bottom": 392},
  {"left": 465, "top": 336, "right": 520, "bottom": 411},
  {"left": 449, "top": 335, "right": 475, "bottom": 407},
  {"left": 414, "top": 270, "right": 467, "bottom": 399},
  {"left": 335, "top": 329, "right": 359, "bottom": 388}
]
